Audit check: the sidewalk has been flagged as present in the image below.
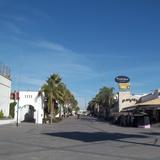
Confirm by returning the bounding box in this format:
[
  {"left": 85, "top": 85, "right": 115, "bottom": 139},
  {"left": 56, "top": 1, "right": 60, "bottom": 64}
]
[{"left": 0, "top": 119, "right": 16, "bottom": 125}]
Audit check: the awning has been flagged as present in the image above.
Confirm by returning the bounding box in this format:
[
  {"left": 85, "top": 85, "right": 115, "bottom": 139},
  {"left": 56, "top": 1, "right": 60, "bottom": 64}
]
[
  {"left": 137, "top": 98, "right": 160, "bottom": 106},
  {"left": 122, "top": 98, "right": 160, "bottom": 111}
]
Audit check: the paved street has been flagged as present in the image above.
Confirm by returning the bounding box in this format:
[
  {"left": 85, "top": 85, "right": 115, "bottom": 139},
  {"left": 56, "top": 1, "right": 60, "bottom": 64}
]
[{"left": 0, "top": 116, "right": 160, "bottom": 160}]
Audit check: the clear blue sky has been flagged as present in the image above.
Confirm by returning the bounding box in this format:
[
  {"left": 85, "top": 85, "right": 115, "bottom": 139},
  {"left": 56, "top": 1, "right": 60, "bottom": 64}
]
[{"left": 1, "top": 0, "right": 160, "bottom": 108}]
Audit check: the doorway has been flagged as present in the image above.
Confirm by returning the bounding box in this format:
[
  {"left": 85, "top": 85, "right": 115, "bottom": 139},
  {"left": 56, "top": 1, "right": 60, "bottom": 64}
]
[{"left": 23, "top": 105, "right": 35, "bottom": 123}]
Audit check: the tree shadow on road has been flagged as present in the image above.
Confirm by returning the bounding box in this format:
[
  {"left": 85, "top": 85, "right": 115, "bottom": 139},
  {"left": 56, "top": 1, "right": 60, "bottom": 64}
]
[
  {"left": 43, "top": 131, "right": 160, "bottom": 147},
  {"left": 43, "top": 131, "right": 146, "bottom": 142},
  {"left": 140, "top": 132, "right": 160, "bottom": 136}
]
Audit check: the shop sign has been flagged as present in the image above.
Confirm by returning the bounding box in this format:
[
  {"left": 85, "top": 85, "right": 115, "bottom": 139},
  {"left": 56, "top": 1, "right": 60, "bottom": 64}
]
[{"left": 115, "top": 76, "right": 130, "bottom": 83}]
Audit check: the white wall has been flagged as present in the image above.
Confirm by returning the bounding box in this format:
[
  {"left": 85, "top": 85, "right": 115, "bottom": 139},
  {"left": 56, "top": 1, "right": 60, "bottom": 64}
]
[
  {"left": 0, "top": 75, "right": 11, "bottom": 117},
  {"left": 14, "top": 91, "right": 44, "bottom": 124}
]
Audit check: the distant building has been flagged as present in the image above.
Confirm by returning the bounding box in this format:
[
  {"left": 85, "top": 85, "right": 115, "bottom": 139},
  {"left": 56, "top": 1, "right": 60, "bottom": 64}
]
[{"left": 0, "top": 64, "right": 11, "bottom": 117}]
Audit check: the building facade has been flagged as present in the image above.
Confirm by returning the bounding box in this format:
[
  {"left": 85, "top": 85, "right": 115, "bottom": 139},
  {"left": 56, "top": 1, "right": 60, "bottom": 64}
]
[
  {"left": 14, "top": 91, "right": 44, "bottom": 124},
  {"left": 0, "top": 64, "right": 11, "bottom": 117},
  {"left": 118, "top": 91, "right": 142, "bottom": 112}
]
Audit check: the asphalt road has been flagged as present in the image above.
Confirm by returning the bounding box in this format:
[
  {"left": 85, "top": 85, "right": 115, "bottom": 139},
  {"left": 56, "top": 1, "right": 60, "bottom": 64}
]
[{"left": 0, "top": 116, "right": 160, "bottom": 160}]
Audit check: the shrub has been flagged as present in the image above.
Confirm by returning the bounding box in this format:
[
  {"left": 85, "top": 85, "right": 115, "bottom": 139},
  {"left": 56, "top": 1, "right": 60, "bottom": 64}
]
[
  {"left": 0, "top": 110, "right": 4, "bottom": 119},
  {"left": 9, "top": 102, "right": 17, "bottom": 118}
]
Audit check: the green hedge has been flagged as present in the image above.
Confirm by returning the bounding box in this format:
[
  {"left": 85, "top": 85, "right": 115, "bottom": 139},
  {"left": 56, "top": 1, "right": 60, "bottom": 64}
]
[{"left": 9, "top": 102, "right": 17, "bottom": 118}]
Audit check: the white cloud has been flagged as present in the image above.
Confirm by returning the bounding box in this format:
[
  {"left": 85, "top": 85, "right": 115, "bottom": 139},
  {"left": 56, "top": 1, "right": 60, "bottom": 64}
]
[
  {"left": 20, "top": 75, "right": 44, "bottom": 86},
  {"left": 31, "top": 40, "right": 70, "bottom": 52},
  {"left": 0, "top": 14, "right": 28, "bottom": 23},
  {"left": 31, "top": 9, "right": 52, "bottom": 22},
  {"left": 59, "top": 64, "right": 99, "bottom": 81},
  {"left": 86, "top": 54, "right": 130, "bottom": 60},
  {"left": 3, "top": 21, "right": 23, "bottom": 34},
  {"left": 0, "top": 14, "right": 26, "bottom": 34},
  {"left": 11, "top": 38, "right": 99, "bottom": 81},
  {"left": 1, "top": 37, "right": 103, "bottom": 98}
]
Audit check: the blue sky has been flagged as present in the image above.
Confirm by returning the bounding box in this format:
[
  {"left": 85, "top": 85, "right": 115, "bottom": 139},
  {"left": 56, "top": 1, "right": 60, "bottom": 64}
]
[{"left": 1, "top": 0, "right": 160, "bottom": 108}]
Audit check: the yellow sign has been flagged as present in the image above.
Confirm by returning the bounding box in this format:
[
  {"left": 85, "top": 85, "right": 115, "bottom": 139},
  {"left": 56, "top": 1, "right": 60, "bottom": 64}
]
[{"left": 118, "top": 83, "right": 130, "bottom": 90}]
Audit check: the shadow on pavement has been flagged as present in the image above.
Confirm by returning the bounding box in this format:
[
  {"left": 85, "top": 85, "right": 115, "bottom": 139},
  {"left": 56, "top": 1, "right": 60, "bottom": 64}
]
[
  {"left": 140, "top": 132, "right": 160, "bottom": 136},
  {"left": 43, "top": 131, "right": 160, "bottom": 147},
  {"left": 43, "top": 131, "right": 147, "bottom": 142}
]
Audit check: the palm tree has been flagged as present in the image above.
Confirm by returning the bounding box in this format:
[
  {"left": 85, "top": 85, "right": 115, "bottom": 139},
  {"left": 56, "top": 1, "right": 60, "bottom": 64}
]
[
  {"left": 58, "top": 83, "right": 67, "bottom": 117},
  {"left": 38, "top": 74, "right": 62, "bottom": 123},
  {"left": 87, "top": 86, "right": 115, "bottom": 119},
  {"left": 68, "top": 93, "right": 78, "bottom": 115},
  {"left": 38, "top": 73, "right": 78, "bottom": 123},
  {"left": 96, "top": 87, "right": 115, "bottom": 119},
  {"left": 87, "top": 95, "right": 99, "bottom": 116},
  {"left": 58, "top": 83, "right": 78, "bottom": 117}
]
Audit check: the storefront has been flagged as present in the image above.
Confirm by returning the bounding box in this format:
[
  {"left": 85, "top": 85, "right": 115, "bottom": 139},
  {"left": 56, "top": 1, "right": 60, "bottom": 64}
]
[{"left": 122, "top": 97, "right": 160, "bottom": 124}]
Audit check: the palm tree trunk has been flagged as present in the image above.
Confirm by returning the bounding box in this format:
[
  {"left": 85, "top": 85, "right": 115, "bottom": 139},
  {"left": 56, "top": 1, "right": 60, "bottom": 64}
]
[
  {"left": 59, "top": 105, "right": 61, "bottom": 117},
  {"left": 51, "top": 101, "right": 55, "bottom": 124}
]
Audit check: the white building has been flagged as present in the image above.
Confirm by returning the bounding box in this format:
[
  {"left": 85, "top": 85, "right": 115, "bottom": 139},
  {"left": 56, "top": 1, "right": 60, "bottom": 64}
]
[
  {"left": 14, "top": 91, "right": 44, "bottom": 124},
  {"left": 0, "top": 73, "right": 11, "bottom": 117}
]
